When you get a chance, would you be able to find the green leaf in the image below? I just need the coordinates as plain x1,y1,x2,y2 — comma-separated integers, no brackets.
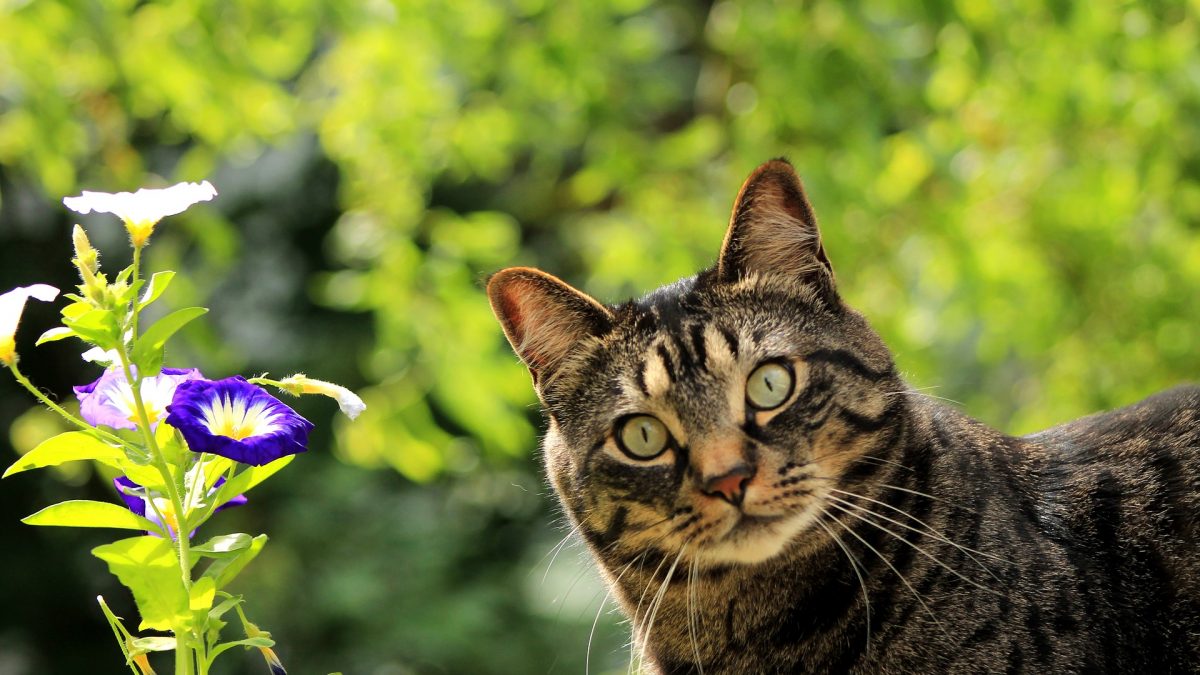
3,431,125,478
208,595,243,622
213,456,294,508
22,500,158,531
63,307,121,346
35,326,75,345
130,307,208,374
60,300,92,320
192,533,253,558
208,636,275,661
138,271,176,309
202,534,267,589
190,576,216,631
93,536,190,631
129,636,177,652
116,458,167,492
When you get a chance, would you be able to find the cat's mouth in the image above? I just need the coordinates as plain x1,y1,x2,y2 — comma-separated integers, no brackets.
730,514,786,535
697,504,822,565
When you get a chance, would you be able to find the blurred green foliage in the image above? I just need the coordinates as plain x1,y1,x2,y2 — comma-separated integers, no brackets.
0,0,1197,672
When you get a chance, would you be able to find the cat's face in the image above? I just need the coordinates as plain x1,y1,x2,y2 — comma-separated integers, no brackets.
489,160,898,570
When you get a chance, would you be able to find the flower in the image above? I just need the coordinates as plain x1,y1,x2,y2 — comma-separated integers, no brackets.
0,284,60,366
165,376,313,466
278,373,367,420
258,646,287,675
113,475,246,540
81,346,120,365
75,367,204,430
63,180,218,247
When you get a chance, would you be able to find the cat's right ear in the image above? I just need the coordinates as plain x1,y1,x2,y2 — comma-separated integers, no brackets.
487,267,613,384
717,158,836,298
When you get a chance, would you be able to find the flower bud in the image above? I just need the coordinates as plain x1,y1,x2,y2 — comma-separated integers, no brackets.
279,373,366,420
72,224,100,275
71,224,109,305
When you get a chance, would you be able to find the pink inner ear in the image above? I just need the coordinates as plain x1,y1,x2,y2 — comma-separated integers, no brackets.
495,279,545,370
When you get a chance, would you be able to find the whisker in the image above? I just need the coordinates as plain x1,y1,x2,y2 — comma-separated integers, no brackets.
589,552,645,675
852,455,914,472
882,386,964,406
820,507,949,637
538,522,582,586
813,515,871,654
873,483,981,515
636,544,689,674
628,552,674,673
811,446,913,472
826,500,1001,596
687,555,705,675
830,488,1012,567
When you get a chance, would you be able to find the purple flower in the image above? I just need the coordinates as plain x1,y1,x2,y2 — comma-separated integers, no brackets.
165,376,313,466
75,367,204,430
113,475,246,539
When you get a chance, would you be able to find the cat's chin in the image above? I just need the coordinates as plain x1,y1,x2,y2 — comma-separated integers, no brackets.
697,503,823,566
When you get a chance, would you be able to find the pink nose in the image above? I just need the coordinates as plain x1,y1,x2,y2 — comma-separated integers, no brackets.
702,466,752,506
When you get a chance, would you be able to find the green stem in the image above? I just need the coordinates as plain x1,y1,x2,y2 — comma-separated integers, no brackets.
6,364,140,453
131,245,142,339
123,244,200,675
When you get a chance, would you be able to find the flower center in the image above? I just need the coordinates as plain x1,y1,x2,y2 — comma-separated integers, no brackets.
150,497,180,536
202,394,280,441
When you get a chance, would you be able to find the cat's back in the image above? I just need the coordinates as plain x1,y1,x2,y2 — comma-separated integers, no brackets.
1023,384,1200,529
1018,384,1200,671
1026,384,1200,455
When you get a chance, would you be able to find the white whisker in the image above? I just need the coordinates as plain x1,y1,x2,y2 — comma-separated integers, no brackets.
821,507,948,637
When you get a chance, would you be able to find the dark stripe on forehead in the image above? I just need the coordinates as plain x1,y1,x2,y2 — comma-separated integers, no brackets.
635,309,658,334
670,331,696,373
717,325,739,357
689,323,708,370
635,361,651,397
807,348,893,382
656,344,677,382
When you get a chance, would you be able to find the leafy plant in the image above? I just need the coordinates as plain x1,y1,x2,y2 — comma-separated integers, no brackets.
1,183,364,674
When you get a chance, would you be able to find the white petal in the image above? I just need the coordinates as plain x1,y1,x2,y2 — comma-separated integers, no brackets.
334,388,367,420
280,375,366,420
0,284,60,340
81,346,120,364
63,181,218,225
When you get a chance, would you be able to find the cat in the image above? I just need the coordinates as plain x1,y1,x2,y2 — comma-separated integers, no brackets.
487,158,1200,674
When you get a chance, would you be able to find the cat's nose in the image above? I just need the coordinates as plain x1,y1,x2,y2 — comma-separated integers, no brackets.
701,465,753,506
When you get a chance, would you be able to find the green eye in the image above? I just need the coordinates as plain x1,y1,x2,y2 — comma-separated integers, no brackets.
746,361,794,410
617,415,671,460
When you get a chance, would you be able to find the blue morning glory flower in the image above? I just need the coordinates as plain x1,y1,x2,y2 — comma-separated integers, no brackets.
74,366,203,431
165,376,313,466
113,474,246,539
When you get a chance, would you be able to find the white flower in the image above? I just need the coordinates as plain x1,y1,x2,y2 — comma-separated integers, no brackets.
63,180,218,247
0,284,60,366
279,374,367,420
81,346,120,365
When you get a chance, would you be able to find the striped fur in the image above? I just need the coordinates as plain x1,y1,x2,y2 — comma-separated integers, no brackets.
488,160,1200,673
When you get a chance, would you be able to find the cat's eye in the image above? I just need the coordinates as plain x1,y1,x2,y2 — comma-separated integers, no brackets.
746,361,794,410
617,415,671,460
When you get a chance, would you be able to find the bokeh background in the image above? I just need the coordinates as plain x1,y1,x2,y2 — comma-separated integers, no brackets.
1,1,1197,673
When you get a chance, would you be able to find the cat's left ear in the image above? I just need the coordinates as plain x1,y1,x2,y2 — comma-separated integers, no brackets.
487,267,614,385
717,158,836,297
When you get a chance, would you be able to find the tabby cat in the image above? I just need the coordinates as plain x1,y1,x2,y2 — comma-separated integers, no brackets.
487,159,1200,673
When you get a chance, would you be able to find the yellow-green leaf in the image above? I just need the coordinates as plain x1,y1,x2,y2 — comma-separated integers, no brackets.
4,431,125,478
23,500,158,530
93,536,190,632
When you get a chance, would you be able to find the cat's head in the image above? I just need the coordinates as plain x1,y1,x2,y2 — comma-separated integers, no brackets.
488,159,901,569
